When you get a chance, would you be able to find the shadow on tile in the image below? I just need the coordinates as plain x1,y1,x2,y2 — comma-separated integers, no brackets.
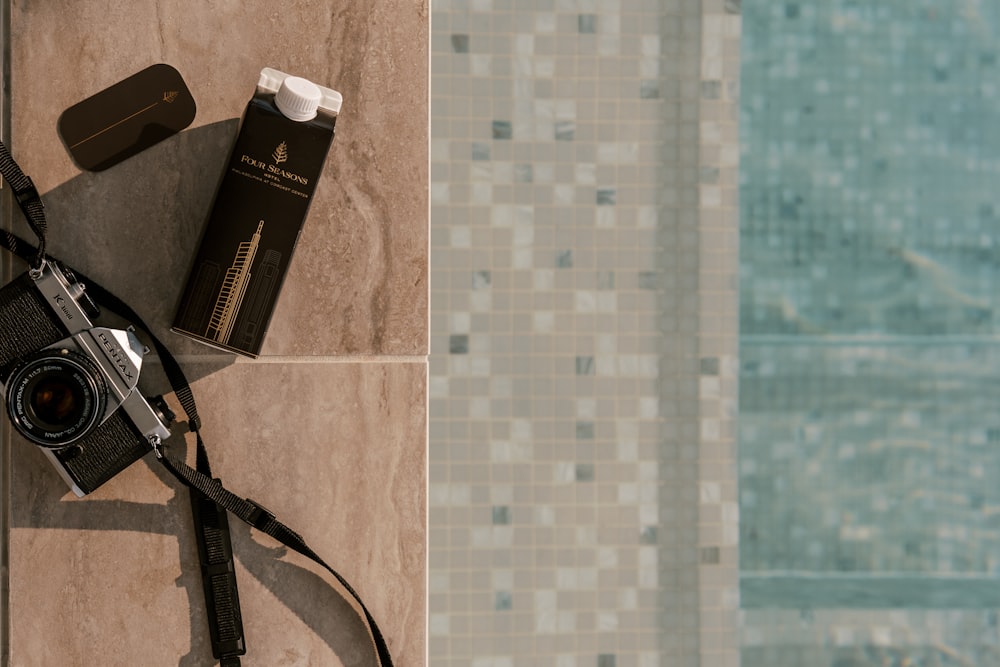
27,119,239,360
19,104,426,361
1,119,241,393
10,431,379,666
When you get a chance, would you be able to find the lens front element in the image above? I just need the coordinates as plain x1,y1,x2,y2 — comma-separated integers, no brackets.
6,350,106,448
31,374,86,425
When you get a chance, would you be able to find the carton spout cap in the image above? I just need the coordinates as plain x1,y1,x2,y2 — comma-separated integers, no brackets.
275,77,321,121
259,67,343,117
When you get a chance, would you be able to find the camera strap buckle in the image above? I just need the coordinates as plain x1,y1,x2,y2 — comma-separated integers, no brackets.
245,500,276,532
13,175,41,210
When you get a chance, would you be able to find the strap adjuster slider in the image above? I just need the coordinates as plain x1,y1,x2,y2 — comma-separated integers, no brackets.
245,500,275,530
14,177,41,209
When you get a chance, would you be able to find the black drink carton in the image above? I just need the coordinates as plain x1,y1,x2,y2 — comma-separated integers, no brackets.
173,67,341,357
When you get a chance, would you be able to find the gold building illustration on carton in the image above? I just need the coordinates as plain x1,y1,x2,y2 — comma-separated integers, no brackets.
206,219,264,344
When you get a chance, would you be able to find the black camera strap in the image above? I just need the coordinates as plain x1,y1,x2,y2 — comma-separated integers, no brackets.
85,277,393,667
0,142,46,270
0,146,394,667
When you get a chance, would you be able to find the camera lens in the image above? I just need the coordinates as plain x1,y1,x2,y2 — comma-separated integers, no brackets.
5,350,107,448
31,376,83,424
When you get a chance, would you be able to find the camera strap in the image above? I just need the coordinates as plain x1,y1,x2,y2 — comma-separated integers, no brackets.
0,142,46,270
0,145,394,667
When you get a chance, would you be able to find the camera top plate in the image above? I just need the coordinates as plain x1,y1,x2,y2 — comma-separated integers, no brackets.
30,261,95,334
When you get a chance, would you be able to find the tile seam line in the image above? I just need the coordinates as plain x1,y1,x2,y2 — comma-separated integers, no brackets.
150,355,429,365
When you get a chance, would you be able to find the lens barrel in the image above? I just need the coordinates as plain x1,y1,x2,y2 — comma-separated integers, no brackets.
5,349,107,448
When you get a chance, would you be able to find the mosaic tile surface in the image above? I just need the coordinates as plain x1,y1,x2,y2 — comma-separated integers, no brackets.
740,1,1000,664
431,0,742,665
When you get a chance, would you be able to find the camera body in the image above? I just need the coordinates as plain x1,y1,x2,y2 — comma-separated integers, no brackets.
0,261,172,496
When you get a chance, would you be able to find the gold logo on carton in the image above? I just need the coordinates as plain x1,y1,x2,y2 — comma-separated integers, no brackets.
239,143,309,185
272,141,288,164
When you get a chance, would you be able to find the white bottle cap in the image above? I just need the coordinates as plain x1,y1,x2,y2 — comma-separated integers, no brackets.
259,68,343,116
274,76,322,122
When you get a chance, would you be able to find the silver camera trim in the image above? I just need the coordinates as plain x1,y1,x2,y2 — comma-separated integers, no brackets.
31,260,94,330
22,262,171,496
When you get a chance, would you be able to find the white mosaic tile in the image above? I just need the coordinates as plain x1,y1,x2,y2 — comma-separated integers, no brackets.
431,0,739,664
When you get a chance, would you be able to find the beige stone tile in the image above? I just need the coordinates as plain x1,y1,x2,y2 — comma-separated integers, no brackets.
9,0,428,357
5,2,427,664
9,361,426,666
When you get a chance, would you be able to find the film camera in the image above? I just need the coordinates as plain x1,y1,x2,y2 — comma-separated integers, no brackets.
0,259,173,496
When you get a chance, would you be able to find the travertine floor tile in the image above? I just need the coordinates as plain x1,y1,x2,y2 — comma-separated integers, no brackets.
5,1,428,665
10,362,426,666
10,0,428,357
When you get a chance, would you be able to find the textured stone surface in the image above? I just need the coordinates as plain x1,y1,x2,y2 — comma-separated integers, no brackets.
9,362,426,666
5,0,428,665
9,0,428,357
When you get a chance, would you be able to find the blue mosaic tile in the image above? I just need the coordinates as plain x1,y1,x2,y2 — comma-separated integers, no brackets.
472,270,492,289
492,505,511,525
640,80,660,99
495,591,512,611
451,34,469,53
596,188,617,205
739,11,1000,665
472,142,491,161
492,120,513,140
449,334,469,354
554,121,575,141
